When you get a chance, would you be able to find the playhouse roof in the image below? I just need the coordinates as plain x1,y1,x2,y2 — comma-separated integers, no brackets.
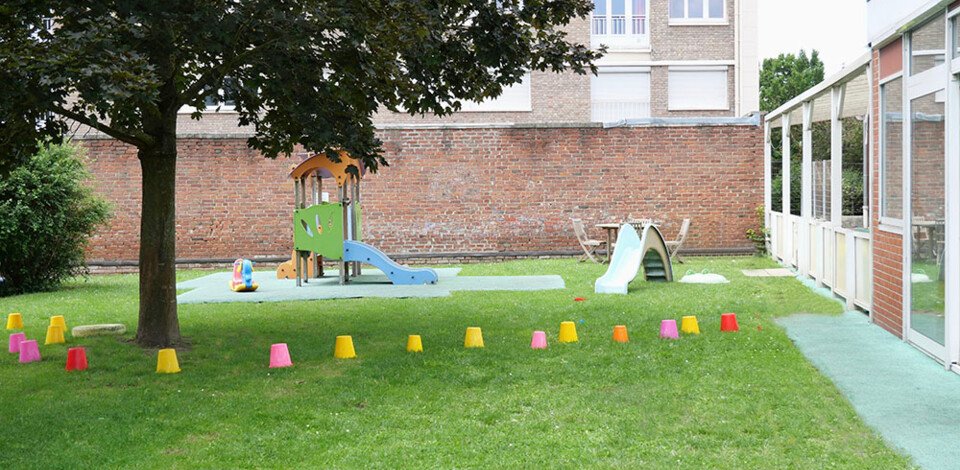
289,151,364,186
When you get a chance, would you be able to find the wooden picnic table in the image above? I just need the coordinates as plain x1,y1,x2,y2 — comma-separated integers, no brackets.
594,223,621,263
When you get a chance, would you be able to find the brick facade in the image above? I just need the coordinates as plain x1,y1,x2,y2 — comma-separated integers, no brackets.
871,49,904,337
79,123,763,264
648,0,735,61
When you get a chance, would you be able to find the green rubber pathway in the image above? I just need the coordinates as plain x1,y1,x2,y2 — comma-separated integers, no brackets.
177,268,565,304
777,311,960,470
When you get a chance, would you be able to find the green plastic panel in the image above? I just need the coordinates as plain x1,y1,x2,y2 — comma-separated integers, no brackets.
293,203,344,259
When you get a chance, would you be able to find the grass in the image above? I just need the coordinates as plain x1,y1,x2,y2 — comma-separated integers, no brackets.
0,257,912,468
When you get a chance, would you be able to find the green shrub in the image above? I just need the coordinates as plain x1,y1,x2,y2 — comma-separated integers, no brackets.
0,142,111,295
745,205,769,255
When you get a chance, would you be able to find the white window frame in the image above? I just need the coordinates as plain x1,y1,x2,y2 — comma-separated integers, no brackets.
668,0,727,25
666,66,729,111
901,15,950,362
878,71,905,231
178,79,239,114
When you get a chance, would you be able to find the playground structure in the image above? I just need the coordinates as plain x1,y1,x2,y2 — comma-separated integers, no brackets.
277,152,438,286
595,223,674,294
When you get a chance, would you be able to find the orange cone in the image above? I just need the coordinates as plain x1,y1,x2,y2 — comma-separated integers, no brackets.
612,325,629,343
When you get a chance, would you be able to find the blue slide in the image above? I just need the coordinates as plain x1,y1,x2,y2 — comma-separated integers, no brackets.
343,240,439,285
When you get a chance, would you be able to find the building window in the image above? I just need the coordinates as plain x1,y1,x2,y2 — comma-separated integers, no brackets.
667,67,728,111
909,16,945,76
669,0,725,22
203,76,238,110
591,68,650,121
458,74,532,112
592,0,647,36
880,76,903,221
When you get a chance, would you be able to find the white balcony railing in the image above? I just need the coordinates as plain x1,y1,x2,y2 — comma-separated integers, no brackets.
610,15,626,35
591,15,649,48
591,100,651,122
592,17,607,35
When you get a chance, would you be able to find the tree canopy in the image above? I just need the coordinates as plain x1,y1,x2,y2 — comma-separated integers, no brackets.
759,49,824,113
0,1,602,346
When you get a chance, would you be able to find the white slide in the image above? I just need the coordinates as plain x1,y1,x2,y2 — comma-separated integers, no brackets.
595,223,673,294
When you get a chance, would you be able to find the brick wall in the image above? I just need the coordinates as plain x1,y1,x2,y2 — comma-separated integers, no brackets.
871,50,904,337
79,123,763,263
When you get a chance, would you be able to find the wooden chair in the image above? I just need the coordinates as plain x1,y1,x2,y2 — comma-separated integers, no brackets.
572,218,606,263
665,218,691,263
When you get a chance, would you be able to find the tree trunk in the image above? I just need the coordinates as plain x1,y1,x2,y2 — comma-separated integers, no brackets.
134,132,181,347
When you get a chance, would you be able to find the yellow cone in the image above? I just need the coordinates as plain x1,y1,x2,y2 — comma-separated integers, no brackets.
680,315,700,335
464,327,484,348
6,313,23,330
334,335,357,359
50,315,67,331
156,348,181,373
44,324,65,345
558,321,578,343
406,335,423,353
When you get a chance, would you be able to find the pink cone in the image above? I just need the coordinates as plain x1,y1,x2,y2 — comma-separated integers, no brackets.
530,330,548,350
8,332,26,353
269,343,293,368
18,339,41,363
659,320,679,339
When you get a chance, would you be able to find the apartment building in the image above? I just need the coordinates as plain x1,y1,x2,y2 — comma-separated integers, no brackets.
374,0,759,125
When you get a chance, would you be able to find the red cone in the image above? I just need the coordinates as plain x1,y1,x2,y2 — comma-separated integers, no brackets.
720,313,739,332
65,347,88,371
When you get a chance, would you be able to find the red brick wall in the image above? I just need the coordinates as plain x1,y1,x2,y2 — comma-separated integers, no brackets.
871,50,904,337
80,124,763,263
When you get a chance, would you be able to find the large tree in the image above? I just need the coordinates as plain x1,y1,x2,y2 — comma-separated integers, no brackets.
759,49,824,113
0,1,601,346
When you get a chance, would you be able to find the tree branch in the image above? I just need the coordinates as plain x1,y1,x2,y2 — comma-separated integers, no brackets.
51,106,154,148
180,38,282,106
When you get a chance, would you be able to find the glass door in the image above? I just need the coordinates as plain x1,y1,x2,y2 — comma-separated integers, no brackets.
908,90,946,353
904,14,948,359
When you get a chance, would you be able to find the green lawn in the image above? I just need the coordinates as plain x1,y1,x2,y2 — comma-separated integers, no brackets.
0,257,911,468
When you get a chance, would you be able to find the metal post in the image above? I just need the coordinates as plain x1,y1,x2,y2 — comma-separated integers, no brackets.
352,179,361,276
340,185,348,285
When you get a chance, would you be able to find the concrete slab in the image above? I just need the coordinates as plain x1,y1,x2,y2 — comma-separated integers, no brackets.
176,268,565,304
777,311,960,470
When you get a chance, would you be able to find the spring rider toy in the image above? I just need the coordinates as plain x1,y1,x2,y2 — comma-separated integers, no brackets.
230,258,259,292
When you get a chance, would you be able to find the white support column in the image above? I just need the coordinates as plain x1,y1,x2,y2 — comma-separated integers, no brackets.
831,84,846,226
782,114,791,218
764,122,772,229
781,114,792,265
845,231,857,310
799,101,814,275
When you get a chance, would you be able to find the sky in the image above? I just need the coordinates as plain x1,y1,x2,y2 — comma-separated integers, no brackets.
758,1,869,75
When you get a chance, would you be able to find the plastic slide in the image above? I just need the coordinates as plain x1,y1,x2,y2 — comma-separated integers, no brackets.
594,223,673,294
343,240,439,285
